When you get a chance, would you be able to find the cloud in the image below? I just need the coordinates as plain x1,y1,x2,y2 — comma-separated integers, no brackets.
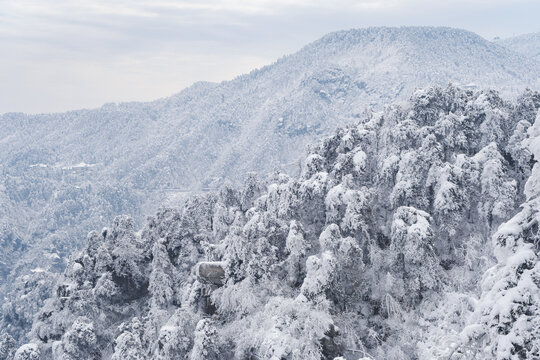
0,0,538,113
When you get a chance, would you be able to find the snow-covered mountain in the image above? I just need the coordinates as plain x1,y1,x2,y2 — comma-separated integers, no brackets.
4,85,539,359
1,26,539,342
496,32,540,61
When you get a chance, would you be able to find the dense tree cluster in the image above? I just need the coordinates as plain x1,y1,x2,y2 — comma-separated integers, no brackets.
4,86,540,359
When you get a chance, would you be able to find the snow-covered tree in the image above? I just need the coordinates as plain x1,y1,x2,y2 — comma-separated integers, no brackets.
460,111,540,360
389,206,441,305
111,318,145,360
13,344,39,360
190,319,218,360
109,215,146,288
232,296,334,360
149,238,174,308
57,317,100,360
0,332,16,360
284,220,310,286
154,309,198,360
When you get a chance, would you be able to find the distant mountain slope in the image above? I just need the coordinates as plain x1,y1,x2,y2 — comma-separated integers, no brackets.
496,31,540,61
1,27,540,340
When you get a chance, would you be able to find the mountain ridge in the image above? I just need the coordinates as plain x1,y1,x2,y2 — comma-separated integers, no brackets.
2,27,537,118
495,31,540,61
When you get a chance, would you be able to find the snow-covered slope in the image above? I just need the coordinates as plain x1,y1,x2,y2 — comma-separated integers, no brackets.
1,27,540,340
5,85,539,359
496,32,540,61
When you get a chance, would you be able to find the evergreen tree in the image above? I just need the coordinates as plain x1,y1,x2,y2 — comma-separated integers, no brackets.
13,344,39,360
0,332,16,360
190,319,218,360
111,318,145,360
58,317,100,360
149,239,174,308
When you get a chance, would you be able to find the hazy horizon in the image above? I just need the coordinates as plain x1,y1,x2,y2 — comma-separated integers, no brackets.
1,0,538,114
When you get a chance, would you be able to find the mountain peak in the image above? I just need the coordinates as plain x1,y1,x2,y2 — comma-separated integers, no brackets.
321,26,483,41
304,26,487,52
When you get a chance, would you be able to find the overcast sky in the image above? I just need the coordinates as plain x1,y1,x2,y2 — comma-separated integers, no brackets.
0,0,538,114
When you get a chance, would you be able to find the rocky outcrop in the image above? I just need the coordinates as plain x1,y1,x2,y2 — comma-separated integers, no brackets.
194,262,225,287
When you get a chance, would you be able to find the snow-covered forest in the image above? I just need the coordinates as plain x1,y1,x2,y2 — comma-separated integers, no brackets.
2,85,538,359
1,28,539,343
496,32,540,62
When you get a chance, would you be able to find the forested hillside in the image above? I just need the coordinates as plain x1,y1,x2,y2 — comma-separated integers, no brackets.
496,32,540,61
2,86,538,359
1,28,539,337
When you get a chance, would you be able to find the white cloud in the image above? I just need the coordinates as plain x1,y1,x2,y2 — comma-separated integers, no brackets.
0,0,538,113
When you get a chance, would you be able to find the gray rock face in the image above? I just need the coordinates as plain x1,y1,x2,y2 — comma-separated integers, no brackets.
195,262,225,287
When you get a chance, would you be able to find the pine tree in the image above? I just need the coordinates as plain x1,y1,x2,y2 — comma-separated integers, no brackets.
13,344,39,360
155,309,198,360
390,207,441,305
111,318,145,360
0,332,16,360
461,111,540,360
108,215,146,288
59,317,100,360
149,238,175,308
190,319,218,360
285,220,309,286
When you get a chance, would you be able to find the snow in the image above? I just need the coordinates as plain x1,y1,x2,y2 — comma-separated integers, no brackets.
60,162,97,170
496,32,540,61
1,29,540,359
352,148,367,172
